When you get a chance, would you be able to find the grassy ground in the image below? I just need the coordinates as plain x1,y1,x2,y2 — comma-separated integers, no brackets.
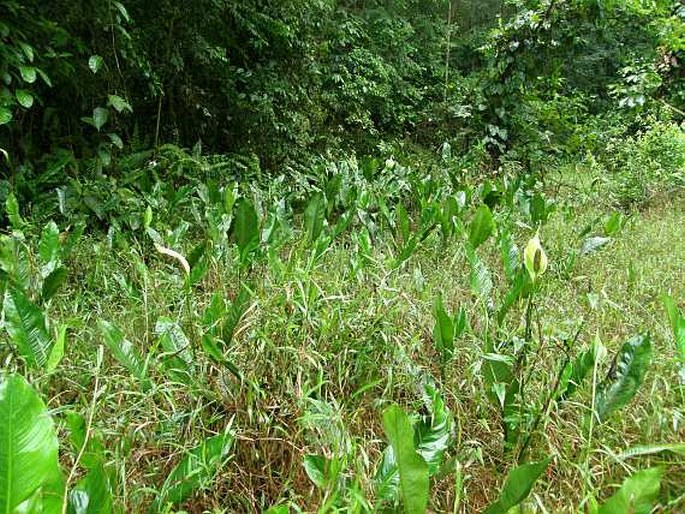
38,161,685,513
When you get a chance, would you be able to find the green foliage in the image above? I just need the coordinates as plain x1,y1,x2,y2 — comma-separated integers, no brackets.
595,334,652,423
598,468,662,514
150,428,235,512
381,405,429,514
0,374,64,512
98,319,150,391
483,459,551,514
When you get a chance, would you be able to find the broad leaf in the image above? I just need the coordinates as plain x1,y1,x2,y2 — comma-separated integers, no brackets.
598,468,662,514
39,221,61,267
92,107,109,131
154,317,194,382
45,324,67,374
15,89,34,109
382,406,429,514
662,294,685,360
42,266,68,303
557,344,596,402
151,428,235,511
483,459,550,514
107,94,132,113
5,192,23,230
466,245,492,301
69,464,113,514
303,454,327,489
469,204,495,249
4,287,53,369
433,296,454,361
0,107,12,126
499,228,520,283
304,193,326,243
580,236,611,256
619,443,685,460
88,55,104,74
19,65,37,83
98,320,150,390
415,381,453,474
234,198,259,259
0,374,64,512
595,334,651,422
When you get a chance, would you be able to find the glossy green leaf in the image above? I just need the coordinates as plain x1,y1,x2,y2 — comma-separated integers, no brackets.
45,324,67,374
19,65,37,83
499,228,520,283
433,295,455,360
619,443,685,460
303,454,327,489
598,468,662,514
39,221,61,266
580,236,612,256
466,245,492,301
92,107,109,131
483,459,550,514
42,266,68,303
469,204,495,249
5,192,23,229
4,287,53,369
662,294,685,361
151,428,235,511
0,107,12,125
415,381,453,474
107,94,132,113
595,334,651,422
557,344,596,402
88,55,104,74
155,317,193,382
234,198,259,259
69,463,113,514
15,89,34,109
304,193,326,243
98,319,150,390
382,405,429,514
0,374,64,512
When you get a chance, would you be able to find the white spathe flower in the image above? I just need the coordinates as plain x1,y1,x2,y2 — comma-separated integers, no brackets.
524,232,548,282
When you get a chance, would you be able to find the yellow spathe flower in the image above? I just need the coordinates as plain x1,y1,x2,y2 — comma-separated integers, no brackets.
524,233,548,282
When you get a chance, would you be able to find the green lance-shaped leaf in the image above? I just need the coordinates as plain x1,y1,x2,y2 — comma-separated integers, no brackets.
499,227,520,284
304,193,326,244
5,192,23,230
154,317,194,382
4,287,54,369
557,343,597,402
619,443,685,460
468,204,495,249
150,428,235,512
38,221,61,268
0,374,65,512
483,458,551,514
433,295,455,361
15,89,34,109
595,334,651,423
466,245,492,301
98,320,150,390
42,266,68,303
598,467,662,514
415,381,454,474
69,463,113,514
382,405,429,514
662,294,685,361
233,197,259,259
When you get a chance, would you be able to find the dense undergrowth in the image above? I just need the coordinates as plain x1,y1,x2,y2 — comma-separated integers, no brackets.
0,121,684,511
1,0,684,513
